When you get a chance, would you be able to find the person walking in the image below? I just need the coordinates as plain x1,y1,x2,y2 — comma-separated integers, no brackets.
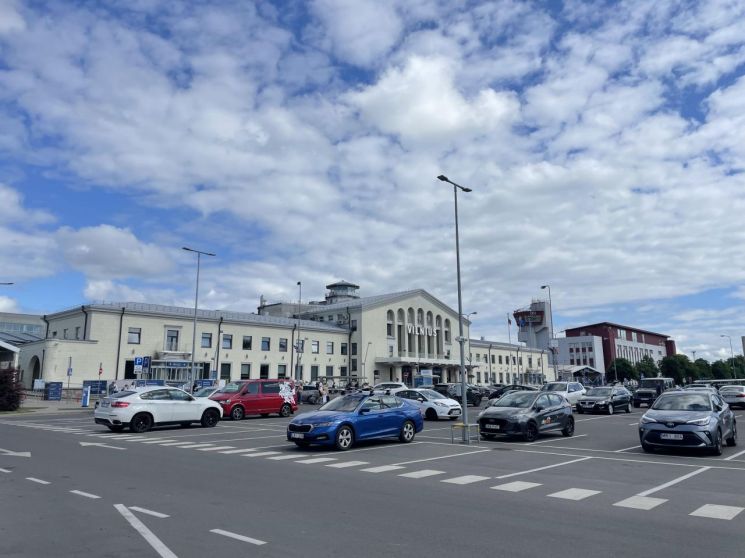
296,382,304,404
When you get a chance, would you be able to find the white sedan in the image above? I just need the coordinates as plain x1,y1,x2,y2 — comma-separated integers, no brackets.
397,388,463,420
94,386,223,433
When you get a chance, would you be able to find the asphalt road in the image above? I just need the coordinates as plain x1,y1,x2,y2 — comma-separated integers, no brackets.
2,403,745,558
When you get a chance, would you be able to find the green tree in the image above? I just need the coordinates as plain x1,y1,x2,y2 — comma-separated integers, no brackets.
659,355,695,385
711,360,732,379
634,355,658,381
0,368,23,411
693,358,711,380
608,358,634,382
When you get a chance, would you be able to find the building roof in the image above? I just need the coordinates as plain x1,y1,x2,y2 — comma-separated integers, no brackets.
565,322,669,339
326,280,359,289
300,289,457,316
0,331,44,345
469,339,543,352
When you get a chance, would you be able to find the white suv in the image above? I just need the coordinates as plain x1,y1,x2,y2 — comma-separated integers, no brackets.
540,381,586,405
94,386,223,433
371,382,408,395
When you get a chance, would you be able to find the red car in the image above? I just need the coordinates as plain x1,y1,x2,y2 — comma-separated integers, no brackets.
210,379,297,420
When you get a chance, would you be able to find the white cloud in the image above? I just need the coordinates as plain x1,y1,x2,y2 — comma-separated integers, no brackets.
0,0,25,34
0,295,19,312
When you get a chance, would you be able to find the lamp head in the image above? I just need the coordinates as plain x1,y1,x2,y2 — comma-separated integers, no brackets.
437,175,448,182
541,285,548,289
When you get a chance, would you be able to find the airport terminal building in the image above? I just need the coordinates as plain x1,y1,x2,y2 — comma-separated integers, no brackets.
17,282,550,389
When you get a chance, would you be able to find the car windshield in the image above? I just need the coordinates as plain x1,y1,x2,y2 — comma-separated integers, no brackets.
111,391,135,398
542,383,567,392
319,396,364,412
419,389,444,399
721,386,744,392
639,379,663,389
492,392,537,408
193,387,214,397
219,382,244,393
652,394,712,411
587,388,612,397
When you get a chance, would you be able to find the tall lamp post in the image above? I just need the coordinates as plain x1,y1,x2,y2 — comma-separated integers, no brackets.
463,311,477,382
437,174,472,442
540,285,556,380
721,334,736,377
295,281,302,381
183,246,216,390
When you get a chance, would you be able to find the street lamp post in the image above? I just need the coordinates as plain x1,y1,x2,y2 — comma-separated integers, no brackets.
463,311,477,383
721,334,736,377
183,247,216,391
540,285,556,380
437,174,472,443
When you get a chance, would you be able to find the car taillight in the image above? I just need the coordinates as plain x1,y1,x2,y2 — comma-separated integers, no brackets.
111,401,130,408
737,394,745,398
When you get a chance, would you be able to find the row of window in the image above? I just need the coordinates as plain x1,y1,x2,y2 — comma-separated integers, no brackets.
51,326,82,340
219,362,353,381
569,357,595,367
469,353,541,367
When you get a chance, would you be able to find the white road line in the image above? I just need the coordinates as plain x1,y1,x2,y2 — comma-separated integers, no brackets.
114,504,178,558
491,481,542,492
547,488,601,501
391,449,490,466
398,469,446,479
295,457,338,464
637,467,710,497
177,444,215,449
26,477,50,485
724,447,745,461
129,506,170,518
121,437,150,442
158,441,198,447
326,461,369,468
528,435,587,445
361,465,405,473
140,439,178,444
575,415,618,422
689,504,744,520
196,446,236,452
0,468,11,473
441,475,490,485
70,490,101,499
267,454,305,461
219,448,258,454
241,451,281,458
210,528,267,546
496,457,592,480
613,496,667,510
615,445,641,453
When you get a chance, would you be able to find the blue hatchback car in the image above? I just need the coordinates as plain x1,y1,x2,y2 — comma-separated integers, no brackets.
287,393,424,450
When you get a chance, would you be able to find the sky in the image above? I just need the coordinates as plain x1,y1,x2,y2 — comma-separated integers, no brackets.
0,0,744,361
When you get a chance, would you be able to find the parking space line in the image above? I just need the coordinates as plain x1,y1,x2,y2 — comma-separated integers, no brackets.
326,461,369,468
547,488,601,501
140,439,178,444
70,490,101,499
496,457,592,480
614,445,641,453
491,481,542,492
724,448,745,461
441,475,490,485
114,504,178,558
176,444,216,449
689,504,744,520
613,496,667,511
637,467,710,497
26,477,50,485
398,469,446,479
210,528,267,546
295,457,338,464
219,448,258,454
361,465,405,473
391,449,490,466
158,441,199,446
0,468,11,473
267,454,305,460
196,446,236,452
129,506,170,518
528,435,587,445
241,451,281,458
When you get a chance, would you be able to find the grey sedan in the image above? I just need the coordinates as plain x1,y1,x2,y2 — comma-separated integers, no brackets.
639,392,737,455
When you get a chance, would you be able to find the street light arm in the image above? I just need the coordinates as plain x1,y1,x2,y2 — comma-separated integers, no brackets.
437,174,473,192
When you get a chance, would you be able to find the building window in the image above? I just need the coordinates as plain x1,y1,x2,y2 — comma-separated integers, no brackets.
340,366,347,377
499,373,504,383
387,322,393,336
477,372,481,383
311,341,320,354
240,363,251,379
498,355,503,364
278,364,287,379
260,364,269,379
328,315,333,322
201,333,212,348
350,319,357,330
279,338,288,352
351,358,358,372
528,357,532,368
222,334,232,349
220,362,231,380
326,341,334,354
242,336,252,350
75,326,81,340
589,358,594,367
63,328,68,339
261,337,270,351
351,343,358,356
311,365,319,381
341,343,348,355
51,331,57,338
296,339,304,353
128,327,141,344
166,329,179,351
326,365,333,377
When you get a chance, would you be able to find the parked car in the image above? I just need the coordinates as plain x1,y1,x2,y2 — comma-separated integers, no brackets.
540,381,586,405
576,386,632,414
286,394,424,450
633,377,675,408
434,383,483,406
371,382,408,395
488,384,537,400
719,386,745,409
298,385,321,404
192,386,220,398
210,379,297,420
396,388,462,420
478,391,574,442
639,391,737,455
94,386,222,433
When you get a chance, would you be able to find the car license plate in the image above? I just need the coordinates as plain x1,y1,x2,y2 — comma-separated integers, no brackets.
290,433,304,439
452,409,461,415
485,424,500,430
101,401,109,407
660,433,683,440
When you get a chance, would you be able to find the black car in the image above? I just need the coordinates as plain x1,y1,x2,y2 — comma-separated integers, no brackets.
433,383,482,406
577,386,633,414
488,384,537,400
478,391,574,442
633,377,675,408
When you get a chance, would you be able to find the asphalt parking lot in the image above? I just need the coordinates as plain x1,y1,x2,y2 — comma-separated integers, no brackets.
2,403,744,557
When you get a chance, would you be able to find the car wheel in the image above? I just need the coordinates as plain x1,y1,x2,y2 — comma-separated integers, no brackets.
712,429,723,456
106,425,124,432
641,441,654,453
201,409,220,428
335,425,354,450
607,404,614,415
625,403,631,413
524,421,539,442
279,403,292,418
230,406,245,421
294,440,310,448
425,408,438,421
129,413,153,434
726,421,737,447
399,420,416,443
561,417,575,437
576,406,584,414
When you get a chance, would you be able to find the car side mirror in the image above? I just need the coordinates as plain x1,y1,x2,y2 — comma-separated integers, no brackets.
417,397,425,402
534,405,543,412
359,407,371,415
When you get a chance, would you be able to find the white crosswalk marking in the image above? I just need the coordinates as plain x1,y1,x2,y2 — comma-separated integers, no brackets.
689,504,744,520
491,481,542,493
141,439,178,444
177,444,215,449
242,451,281,458
267,454,305,460
326,461,369,469
295,457,337,464
441,475,490,485
361,465,405,473
158,441,197,447
219,448,258,454
613,496,667,511
547,488,600,501
121,437,150,442
398,469,446,479
196,446,236,452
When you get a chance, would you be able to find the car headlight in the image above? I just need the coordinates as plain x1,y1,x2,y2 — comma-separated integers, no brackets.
315,422,336,427
433,401,447,407
640,414,657,424
686,416,711,426
598,400,608,405
221,399,231,405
